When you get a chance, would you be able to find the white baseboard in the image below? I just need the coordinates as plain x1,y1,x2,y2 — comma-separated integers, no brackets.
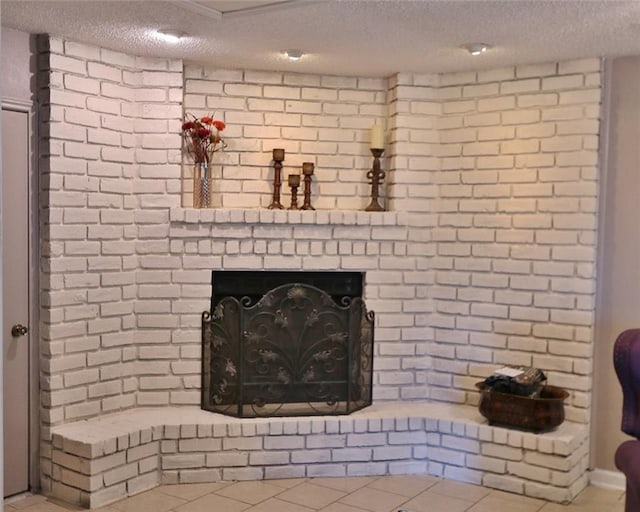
590,468,626,490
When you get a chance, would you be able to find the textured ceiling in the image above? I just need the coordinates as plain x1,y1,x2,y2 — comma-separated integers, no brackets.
3,0,640,77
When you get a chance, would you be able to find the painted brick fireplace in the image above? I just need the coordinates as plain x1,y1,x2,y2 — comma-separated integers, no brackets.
38,34,601,508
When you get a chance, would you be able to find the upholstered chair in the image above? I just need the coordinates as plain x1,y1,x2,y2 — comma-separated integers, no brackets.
614,329,640,512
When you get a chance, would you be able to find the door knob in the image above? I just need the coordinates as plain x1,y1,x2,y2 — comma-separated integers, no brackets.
11,324,28,337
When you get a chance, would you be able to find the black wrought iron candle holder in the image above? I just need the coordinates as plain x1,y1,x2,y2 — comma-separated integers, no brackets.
288,174,300,210
268,148,285,209
301,162,315,211
365,148,385,211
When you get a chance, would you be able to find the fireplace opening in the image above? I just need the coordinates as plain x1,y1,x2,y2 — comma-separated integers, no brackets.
202,271,374,418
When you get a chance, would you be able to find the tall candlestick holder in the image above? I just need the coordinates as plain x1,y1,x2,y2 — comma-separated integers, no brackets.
365,148,385,211
301,162,315,210
268,148,285,209
288,174,300,210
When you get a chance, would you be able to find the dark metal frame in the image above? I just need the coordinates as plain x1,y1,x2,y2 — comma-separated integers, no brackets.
202,283,374,418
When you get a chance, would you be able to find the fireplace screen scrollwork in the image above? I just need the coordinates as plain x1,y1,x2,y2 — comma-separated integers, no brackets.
202,283,374,417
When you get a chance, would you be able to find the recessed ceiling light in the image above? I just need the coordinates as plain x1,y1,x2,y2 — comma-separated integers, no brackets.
156,29,186,43
462,43,491,56
285,49,304,61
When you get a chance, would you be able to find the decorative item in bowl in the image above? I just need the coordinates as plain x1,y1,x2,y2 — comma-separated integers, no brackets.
475,381,569,432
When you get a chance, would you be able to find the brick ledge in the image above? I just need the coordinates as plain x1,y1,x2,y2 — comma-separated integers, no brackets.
48,402,589,509
169,208,408,226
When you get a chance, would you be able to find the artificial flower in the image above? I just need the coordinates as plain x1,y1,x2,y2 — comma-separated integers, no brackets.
181,113,227,164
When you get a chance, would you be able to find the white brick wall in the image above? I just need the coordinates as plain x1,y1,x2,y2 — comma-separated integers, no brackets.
40,36,182,416
38,33,602,505
38,35,182,493
430,61,601,423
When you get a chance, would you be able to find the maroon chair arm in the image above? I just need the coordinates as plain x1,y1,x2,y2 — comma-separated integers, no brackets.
616,440,640,512
614,329,640,438
614,329,640,512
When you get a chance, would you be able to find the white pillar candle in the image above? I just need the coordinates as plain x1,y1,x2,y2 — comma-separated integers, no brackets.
370,124,385,149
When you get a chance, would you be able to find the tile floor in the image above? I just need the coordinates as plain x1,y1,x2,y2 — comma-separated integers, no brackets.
4,476,626,512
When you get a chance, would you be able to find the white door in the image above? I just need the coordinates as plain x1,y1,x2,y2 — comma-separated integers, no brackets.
2,108,31,497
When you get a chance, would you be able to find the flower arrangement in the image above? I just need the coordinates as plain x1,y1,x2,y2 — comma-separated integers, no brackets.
181,114,227,164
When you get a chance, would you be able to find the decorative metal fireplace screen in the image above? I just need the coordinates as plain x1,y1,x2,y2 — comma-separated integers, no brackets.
202,271,374,417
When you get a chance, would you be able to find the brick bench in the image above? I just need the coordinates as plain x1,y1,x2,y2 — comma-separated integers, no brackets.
47,402,589,509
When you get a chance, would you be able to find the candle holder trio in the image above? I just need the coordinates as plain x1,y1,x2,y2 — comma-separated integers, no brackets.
269,149,317,211
268,145,386,212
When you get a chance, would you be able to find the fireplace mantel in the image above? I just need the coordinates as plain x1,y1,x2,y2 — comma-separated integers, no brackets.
169,208,408,228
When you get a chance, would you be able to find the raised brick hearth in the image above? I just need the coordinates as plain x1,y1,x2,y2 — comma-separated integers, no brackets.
50,403,588,508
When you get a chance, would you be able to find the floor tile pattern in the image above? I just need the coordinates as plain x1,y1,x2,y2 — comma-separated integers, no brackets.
5,476,626,512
